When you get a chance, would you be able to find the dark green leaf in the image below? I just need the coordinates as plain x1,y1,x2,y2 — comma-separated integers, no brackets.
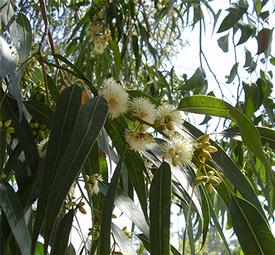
236,22,255,45
51,209,75,255
218,3,248,32
44,96,107,247
149,162,171,255
98,155,124,255
0,182,31,255
217,34,229,52
25,100,53,128
32,85,82,247
226,63,238,84
230,196,275,255
182,68,207,93
0,130,6,170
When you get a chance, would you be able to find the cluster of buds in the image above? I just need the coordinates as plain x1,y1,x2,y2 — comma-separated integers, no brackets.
62,199,87,215
193,135,224,192
29,121,49,140
193,164,224,193
84,174,103,196
0,119,14,139
86,13,112,55
88,223,100,240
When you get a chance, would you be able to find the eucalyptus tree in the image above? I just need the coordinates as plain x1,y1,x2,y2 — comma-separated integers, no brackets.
0,0,274,254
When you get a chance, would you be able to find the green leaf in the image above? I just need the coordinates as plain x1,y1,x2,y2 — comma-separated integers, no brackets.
98,155,124,255
218,3,248,32
44,96,107,248
182,68,207,93
236,22,255,45
217,34,229,52
25,100,54,128
111,223,136,255
226,63,238,84
10,12,32,62
32,85,82,248
149,162,171,255
50,209,75,255
221,126,275,150
0,182,31,255
230,196,275,255
179,96,271,181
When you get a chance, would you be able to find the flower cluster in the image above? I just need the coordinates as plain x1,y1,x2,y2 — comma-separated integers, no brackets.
86,14,112,55
99,78,129,119
99,77,194,165
0,119,14,139
164,135,194,167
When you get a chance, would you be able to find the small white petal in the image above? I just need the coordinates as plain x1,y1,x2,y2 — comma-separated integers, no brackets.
131,97,157,124
164,135,194,166
99,79,129,119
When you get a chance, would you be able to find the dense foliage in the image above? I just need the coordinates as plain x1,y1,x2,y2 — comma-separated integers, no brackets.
0,0,274,254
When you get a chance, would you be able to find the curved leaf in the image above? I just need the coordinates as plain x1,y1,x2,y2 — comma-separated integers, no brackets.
149,162,171,255
230,196,275,255
0,182,31,255
179,96,271,180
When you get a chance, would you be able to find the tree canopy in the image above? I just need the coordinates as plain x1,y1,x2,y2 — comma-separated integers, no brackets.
0,0,274,254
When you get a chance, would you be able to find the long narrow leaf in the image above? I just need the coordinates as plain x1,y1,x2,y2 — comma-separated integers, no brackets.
50,209,75,255
149,162,171,255
44,96,107,248
32,85,82,247
0,182,31,255
98,154,124,255
230,196,275,255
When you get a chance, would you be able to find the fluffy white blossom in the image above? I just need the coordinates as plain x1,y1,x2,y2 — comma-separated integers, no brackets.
156,104,182,135
99,79,129,119
130,97,157,124
164,135,194,166
125,130,154,151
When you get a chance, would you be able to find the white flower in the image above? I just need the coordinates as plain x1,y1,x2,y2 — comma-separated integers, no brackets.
130,97,157,124
125,130,154,152
157,104,182,135
164,135,194,166
99,79,129,119
89,174,103,195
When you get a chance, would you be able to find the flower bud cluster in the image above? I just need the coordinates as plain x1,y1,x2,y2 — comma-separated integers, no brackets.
29,121,49,140
193,135,224,192
86,13,112,55
0,119,14,139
